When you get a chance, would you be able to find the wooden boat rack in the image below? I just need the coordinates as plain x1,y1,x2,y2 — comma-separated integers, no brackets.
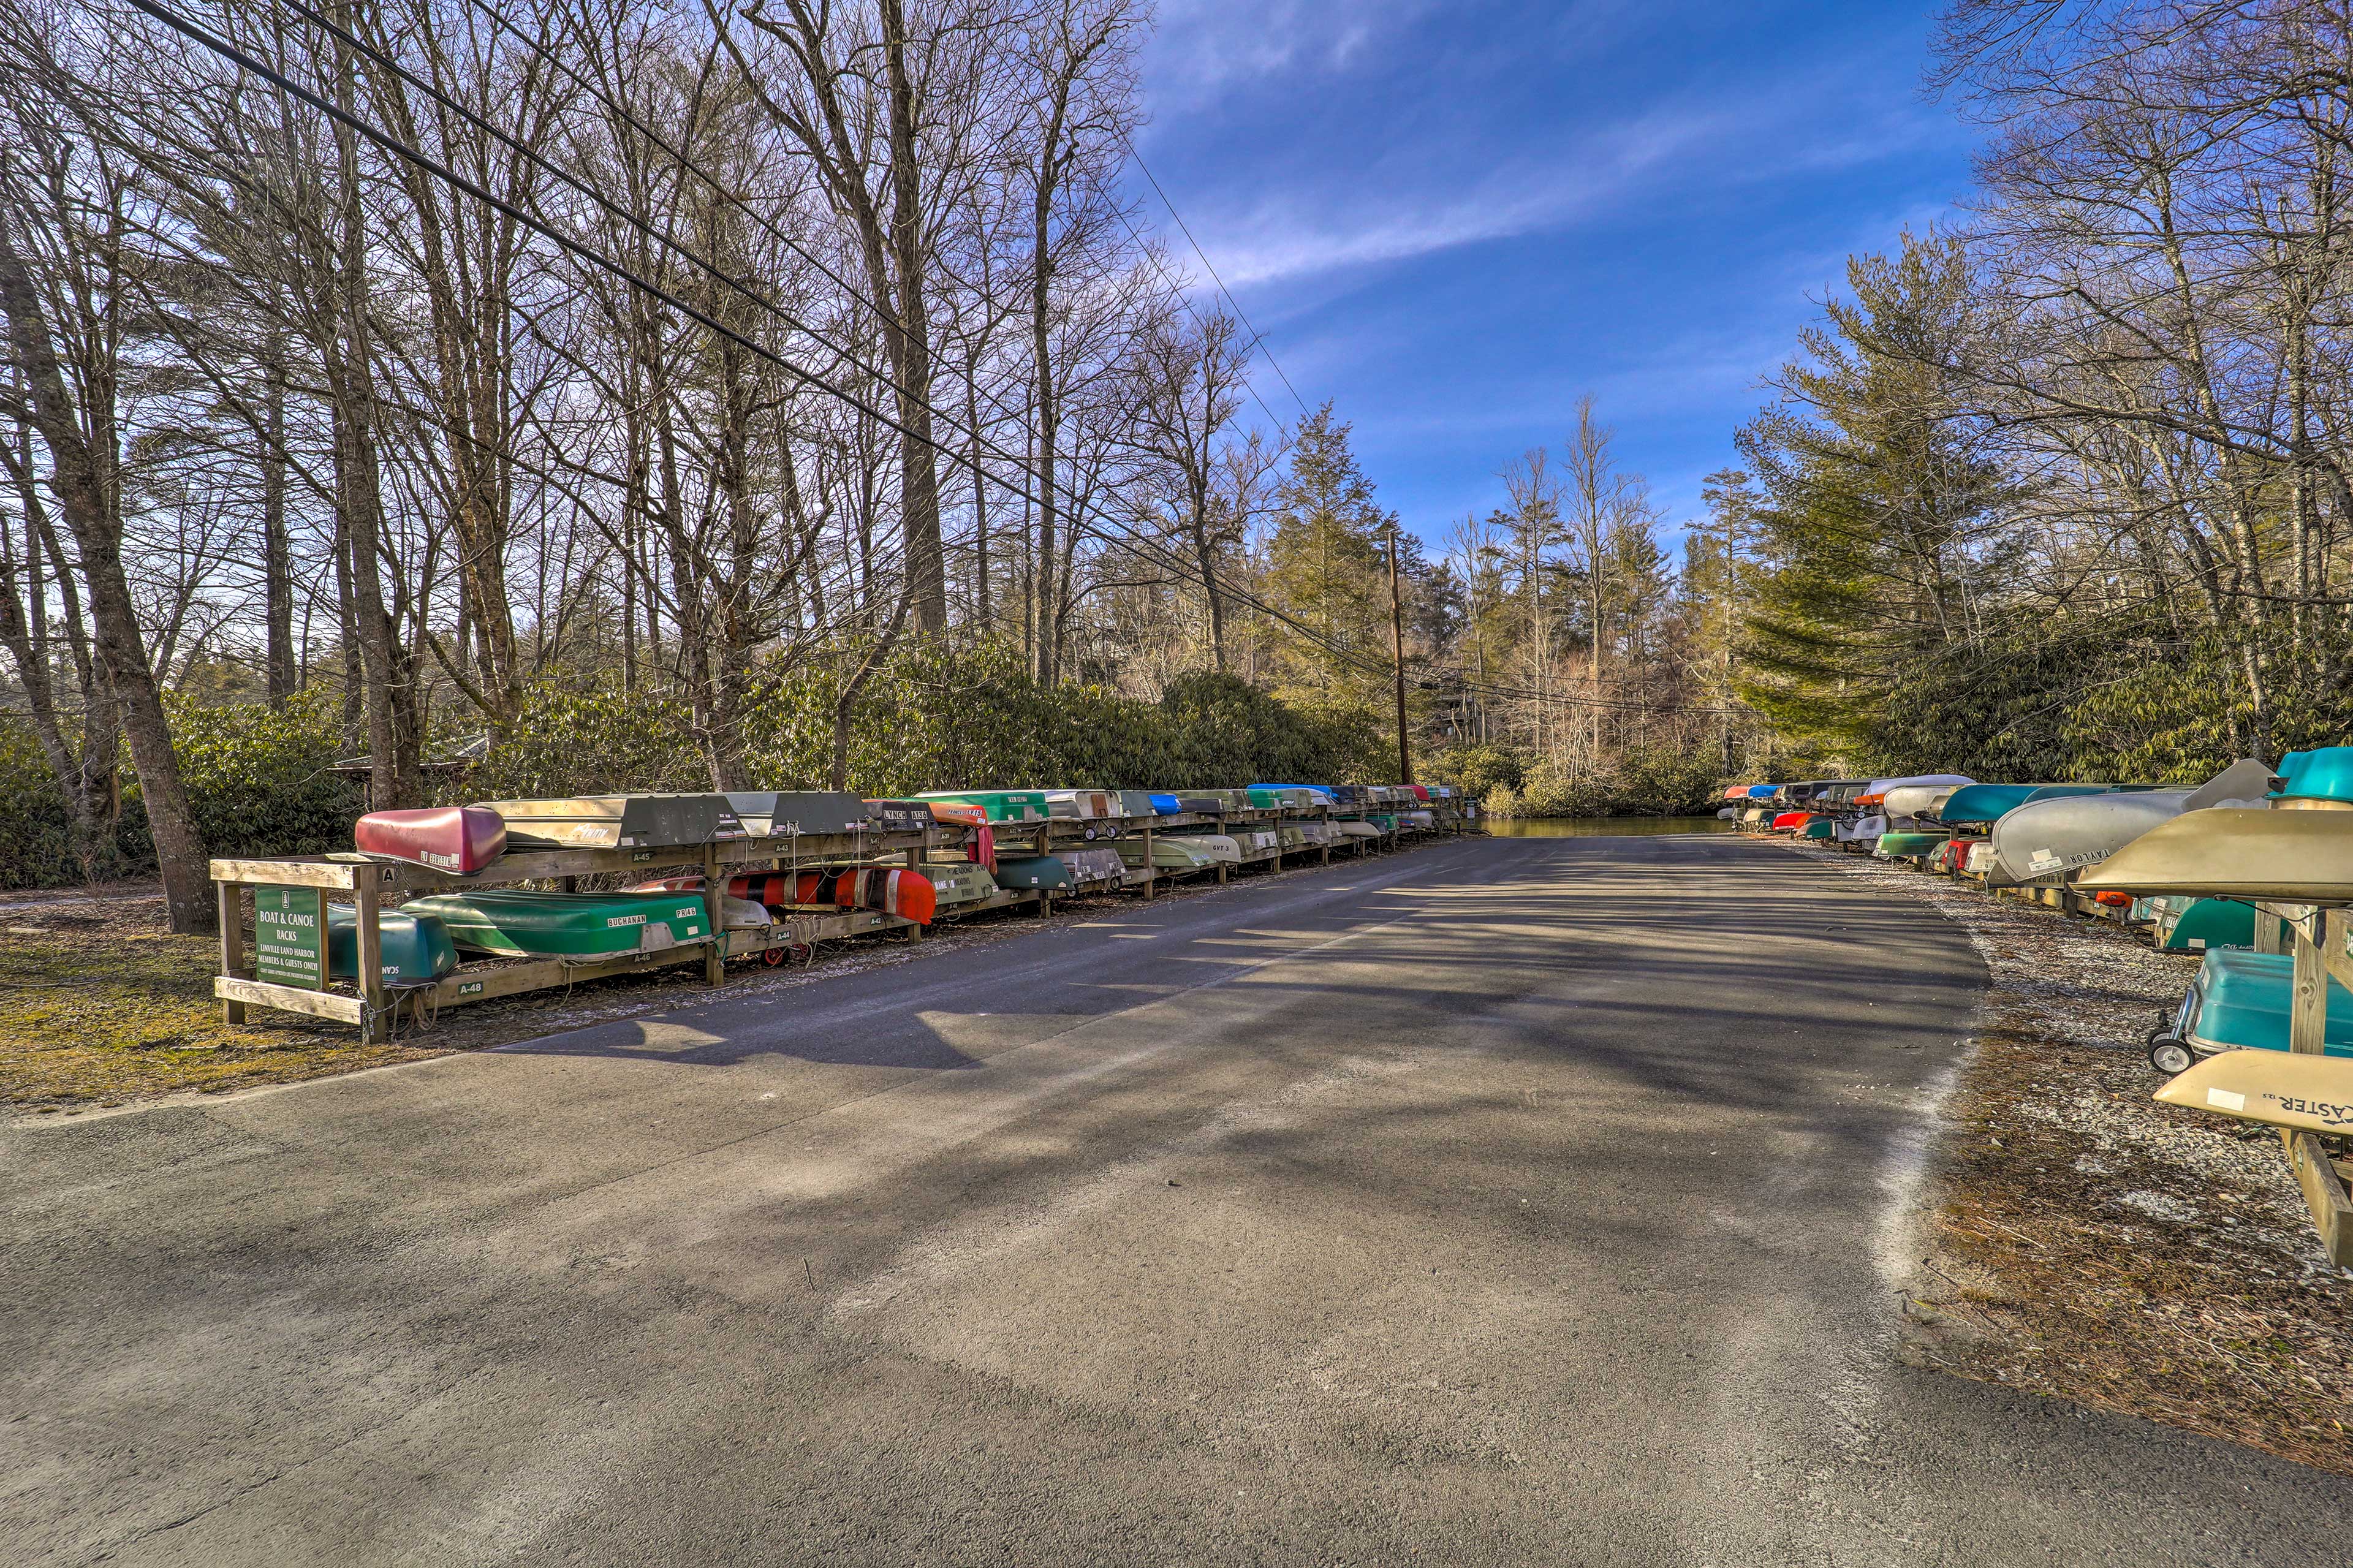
213,804,1474,1042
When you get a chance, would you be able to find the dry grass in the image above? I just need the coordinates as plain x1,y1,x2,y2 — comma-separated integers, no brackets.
1,851,1381,1117
1785,841,2353,1476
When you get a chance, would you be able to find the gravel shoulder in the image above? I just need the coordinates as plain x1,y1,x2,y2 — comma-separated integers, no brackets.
1780,839,2353,1475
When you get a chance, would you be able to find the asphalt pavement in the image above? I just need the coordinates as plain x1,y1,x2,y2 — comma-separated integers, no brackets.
6,832,2341,1566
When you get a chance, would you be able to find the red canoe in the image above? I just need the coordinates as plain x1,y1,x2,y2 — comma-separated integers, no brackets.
725,871,837,908
1770,810,1811,832
354,806,506,874
834,866,936,925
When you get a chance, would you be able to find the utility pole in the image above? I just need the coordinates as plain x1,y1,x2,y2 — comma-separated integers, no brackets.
1386,521,1413,784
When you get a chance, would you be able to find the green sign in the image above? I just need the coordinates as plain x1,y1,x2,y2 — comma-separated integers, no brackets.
254,887,328,990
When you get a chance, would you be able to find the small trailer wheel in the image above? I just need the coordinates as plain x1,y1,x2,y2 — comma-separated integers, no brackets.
759,946,789,968
2147,1035,2194,1077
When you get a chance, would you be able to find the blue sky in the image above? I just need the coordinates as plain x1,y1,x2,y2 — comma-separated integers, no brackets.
1130,0,1977,550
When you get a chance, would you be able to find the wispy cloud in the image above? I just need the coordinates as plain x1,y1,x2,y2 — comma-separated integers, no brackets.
1148,0,1439,99
1173,89,1903,292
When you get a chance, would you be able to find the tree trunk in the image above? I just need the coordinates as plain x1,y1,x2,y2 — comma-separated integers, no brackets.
263,347,296,702
0,218,211,931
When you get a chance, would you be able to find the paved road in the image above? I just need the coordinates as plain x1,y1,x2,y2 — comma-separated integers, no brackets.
6,835,2339,1566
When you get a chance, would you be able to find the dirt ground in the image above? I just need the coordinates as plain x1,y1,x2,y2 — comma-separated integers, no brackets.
0,850,1390,1118
1780,839,2353,1477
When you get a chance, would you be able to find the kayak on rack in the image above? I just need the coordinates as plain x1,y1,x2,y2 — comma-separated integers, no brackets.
1170,833,1243,863
401,889,712,958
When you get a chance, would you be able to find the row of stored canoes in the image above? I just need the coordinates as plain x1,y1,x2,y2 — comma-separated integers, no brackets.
1726,754,2353,1110
326,782,1462,983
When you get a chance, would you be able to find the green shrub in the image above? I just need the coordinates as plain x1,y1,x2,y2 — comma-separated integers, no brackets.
0,716,80,888
167,691,364,860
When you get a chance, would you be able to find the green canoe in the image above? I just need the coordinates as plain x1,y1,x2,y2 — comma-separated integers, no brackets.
914,789,1051,824
328,907,458,985
1876,831,1949,858
2153,896,2272,953
401,889,711,958
991,854,1073,890
1249,786,1319,810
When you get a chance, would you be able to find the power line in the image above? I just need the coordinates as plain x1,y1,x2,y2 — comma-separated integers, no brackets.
1121,140,1311,419
211,0,1390,684
141,0,1715,727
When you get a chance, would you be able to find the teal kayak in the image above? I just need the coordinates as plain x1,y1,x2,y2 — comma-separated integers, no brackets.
328,907,457,985
400,890,711,958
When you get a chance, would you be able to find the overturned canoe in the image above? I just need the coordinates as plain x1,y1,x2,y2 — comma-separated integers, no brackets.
1059,846,1127,885
1881,784,1963,822
925,862,1000,909
834,866,937,924
1170,833,1243,863
354,806,506,874
1995,791,2190,884
2272,748,2353,806
1988,759,2279,885
327,907,457,985
2077,808,2353,901
401,889,711,958
991,854,1074,890
627,877,776,931
473,794,748,851
722,791,868,838
1045,789,1120,820
860,799,934,833
1117,836,1220,872
1334,820,1381,839
914,789,1052,824
2154,896,2263,952
1876,831,1948,859
1855,773,1972,809
2154,1048,2353,1135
